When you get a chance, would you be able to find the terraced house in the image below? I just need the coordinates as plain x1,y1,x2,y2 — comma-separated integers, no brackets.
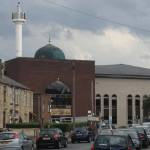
0,60,34,128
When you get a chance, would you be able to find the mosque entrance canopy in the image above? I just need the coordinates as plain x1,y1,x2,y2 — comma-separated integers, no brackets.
45,81,72,116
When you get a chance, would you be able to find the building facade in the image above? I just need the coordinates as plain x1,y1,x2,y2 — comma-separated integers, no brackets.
0,61,34,128
5,57,95,123
95,64,150,127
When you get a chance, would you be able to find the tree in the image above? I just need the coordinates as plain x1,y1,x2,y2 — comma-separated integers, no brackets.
143,98,150,110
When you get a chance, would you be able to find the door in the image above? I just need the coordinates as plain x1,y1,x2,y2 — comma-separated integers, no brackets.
22,133,31,150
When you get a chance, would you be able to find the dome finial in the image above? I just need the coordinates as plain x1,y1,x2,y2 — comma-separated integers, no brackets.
49,37,51,44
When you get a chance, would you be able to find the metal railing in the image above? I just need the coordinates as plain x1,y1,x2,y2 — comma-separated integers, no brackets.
12,12,26,20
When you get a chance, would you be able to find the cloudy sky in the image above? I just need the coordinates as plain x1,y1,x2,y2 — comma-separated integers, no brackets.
1,0,150,68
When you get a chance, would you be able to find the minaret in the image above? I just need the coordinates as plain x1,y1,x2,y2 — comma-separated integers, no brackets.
12,2,26,57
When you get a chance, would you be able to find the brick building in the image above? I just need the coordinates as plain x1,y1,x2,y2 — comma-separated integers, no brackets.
5,57,95,124
0,60,34,128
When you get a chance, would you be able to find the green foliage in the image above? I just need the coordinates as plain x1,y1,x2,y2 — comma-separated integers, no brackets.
6,122,40,128
143,98,150,110
43,122,89,132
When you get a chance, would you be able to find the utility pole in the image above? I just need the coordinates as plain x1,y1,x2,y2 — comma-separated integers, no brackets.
91,81,93,115
72,63,75,128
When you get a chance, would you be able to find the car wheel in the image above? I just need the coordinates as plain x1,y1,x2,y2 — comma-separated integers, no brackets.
31,145,34,150
36,145,40,149
56,141,61,149
21,147,24,150
88,137,91,143
64,140,68,147
71,139,75,143
78,140,80,143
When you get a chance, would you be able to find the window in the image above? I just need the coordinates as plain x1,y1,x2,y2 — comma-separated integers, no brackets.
4,86,6,102
10,88,13,104
24,114,27,122
48,105,50,112
29,93,32,106
15,89,18,105
127,95,133,124
42,102,45,112
24,92,27,106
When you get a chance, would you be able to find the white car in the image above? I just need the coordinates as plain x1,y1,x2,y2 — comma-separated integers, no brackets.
100,125,116,133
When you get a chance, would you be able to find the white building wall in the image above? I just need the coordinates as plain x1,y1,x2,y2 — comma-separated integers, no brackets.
95,78,150,127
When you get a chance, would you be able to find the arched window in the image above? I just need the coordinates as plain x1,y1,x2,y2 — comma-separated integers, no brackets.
104,94,109,124
143,95,148,120
96,94,101,116
135,95,140,119
112,94,117,124
127,94,132,124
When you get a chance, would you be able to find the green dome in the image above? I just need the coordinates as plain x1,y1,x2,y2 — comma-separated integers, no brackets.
34,43,65,59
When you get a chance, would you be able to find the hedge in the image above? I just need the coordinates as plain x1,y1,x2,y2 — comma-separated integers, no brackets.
44,122,89,132
6,122,40,128
6,122,89,131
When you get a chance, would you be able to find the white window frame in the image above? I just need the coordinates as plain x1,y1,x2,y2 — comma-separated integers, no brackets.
15,89,18,104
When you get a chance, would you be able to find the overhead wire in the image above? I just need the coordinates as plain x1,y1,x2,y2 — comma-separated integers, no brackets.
43,0,150,33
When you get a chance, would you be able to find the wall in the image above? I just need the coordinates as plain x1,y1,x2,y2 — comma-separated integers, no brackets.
95,77,150,127
5,58,95,120
0,83,33,128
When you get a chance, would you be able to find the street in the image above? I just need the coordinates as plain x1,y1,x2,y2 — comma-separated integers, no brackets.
34,142,150,150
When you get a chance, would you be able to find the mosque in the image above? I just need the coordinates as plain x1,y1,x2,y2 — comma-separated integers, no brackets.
5,2,150,128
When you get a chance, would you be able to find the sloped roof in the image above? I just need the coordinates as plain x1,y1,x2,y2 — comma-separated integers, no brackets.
0,75,30,89
95,64,150,79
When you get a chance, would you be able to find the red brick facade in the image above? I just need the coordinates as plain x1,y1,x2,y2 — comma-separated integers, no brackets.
5,58,95,122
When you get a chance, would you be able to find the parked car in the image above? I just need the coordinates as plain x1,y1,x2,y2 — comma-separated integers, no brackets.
143,122,150,127
0,132,34,150
134,126,149,148
71,126,95,143
100,124,116,133
36,128,68,149
116,129,142,150
91,132,136,150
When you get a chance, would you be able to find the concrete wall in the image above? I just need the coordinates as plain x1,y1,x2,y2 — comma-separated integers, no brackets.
95,78,150,127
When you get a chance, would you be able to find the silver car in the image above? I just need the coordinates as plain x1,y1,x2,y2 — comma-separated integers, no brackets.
0,132,34,150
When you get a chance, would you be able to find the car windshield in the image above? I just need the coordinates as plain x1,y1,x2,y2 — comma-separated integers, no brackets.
135,127,144,133
127,131,138,139
96,135,127,147
74,127,86,132
0,134,8,140
2,133,16,139
101,125,111,130
40,130,55,136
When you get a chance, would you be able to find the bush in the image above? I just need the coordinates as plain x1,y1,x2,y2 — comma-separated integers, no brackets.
43,122,89,132
6,122,40,128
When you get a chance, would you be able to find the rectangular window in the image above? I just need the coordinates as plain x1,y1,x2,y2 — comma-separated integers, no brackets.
24,114,27,122
48,105,50,112
10,88,13,104
15,89,18,104
4,86,6,102
42,102,45,112
24,92,27,106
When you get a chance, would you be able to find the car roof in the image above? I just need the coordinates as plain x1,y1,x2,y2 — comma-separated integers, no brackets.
143,122,150,124
1,132,20,134
135,125,149,128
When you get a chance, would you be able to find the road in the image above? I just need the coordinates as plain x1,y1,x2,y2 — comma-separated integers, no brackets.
34,142,150,150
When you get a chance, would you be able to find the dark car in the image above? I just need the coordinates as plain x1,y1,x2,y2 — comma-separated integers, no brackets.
71,126,95,143
91,132,136,150
115,129,142,150
36,128,68,149
134,126,149,148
